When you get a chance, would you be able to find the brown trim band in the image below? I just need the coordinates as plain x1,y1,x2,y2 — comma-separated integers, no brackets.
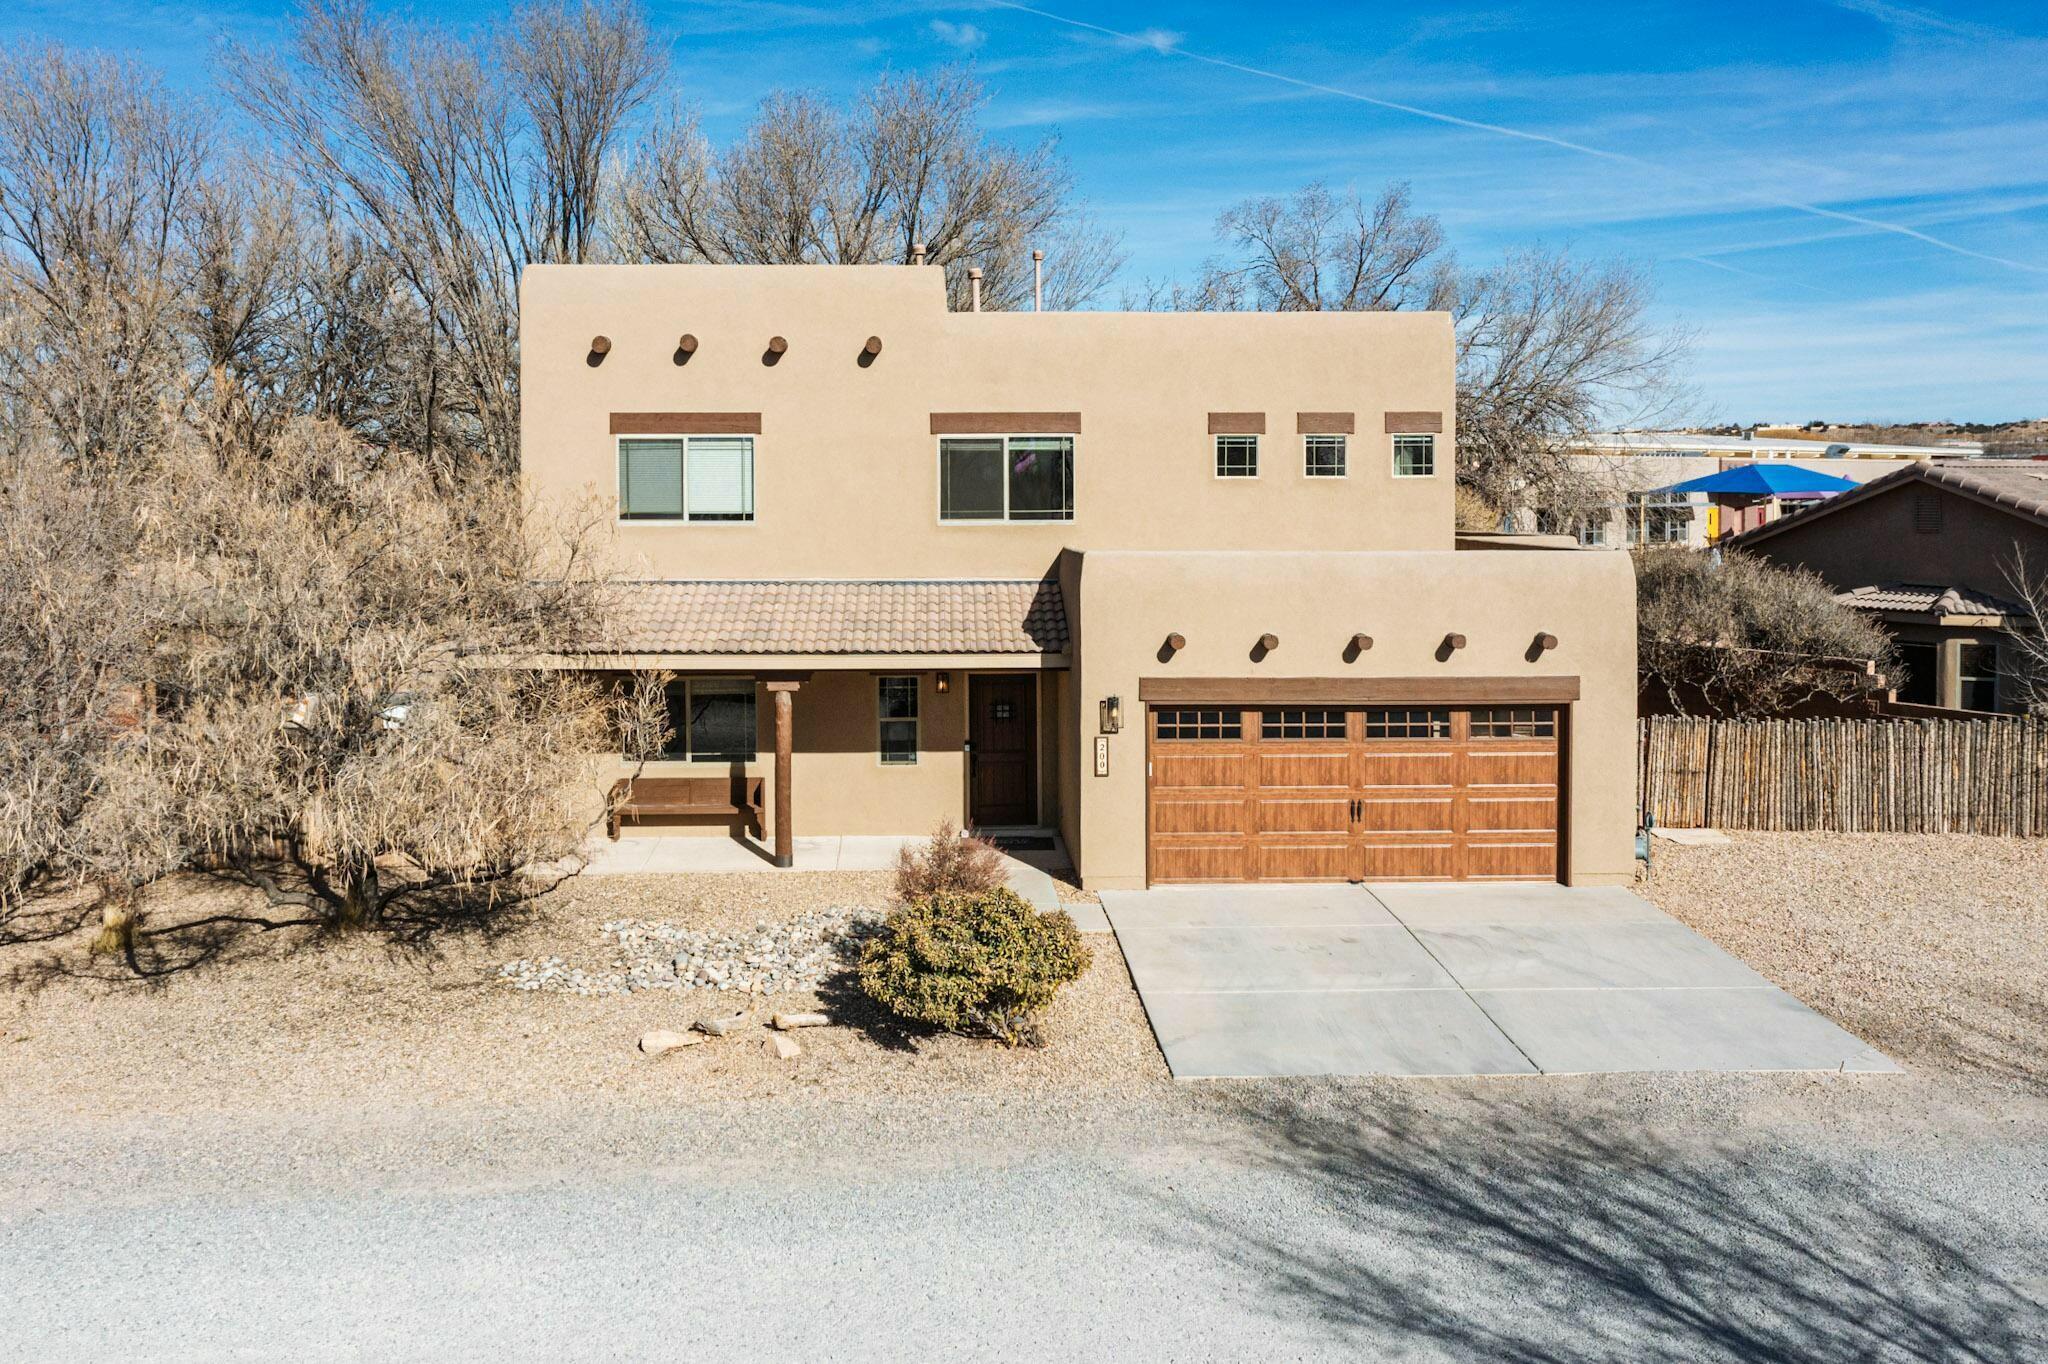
1384,410,1444,434
1138,676,1581,705
1295,411,1356,434
1207,411,1267,435
611,412,761,435
930,412,1082,435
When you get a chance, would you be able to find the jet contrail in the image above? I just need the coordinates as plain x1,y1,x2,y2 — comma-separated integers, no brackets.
986,0,2048,276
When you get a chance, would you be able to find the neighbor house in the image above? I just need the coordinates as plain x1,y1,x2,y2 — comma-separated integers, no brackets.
1727,460,2048,713
519,264,1637,889
1552,431,1942,549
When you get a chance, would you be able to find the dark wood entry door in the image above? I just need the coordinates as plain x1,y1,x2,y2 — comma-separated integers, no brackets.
969,675,1038,827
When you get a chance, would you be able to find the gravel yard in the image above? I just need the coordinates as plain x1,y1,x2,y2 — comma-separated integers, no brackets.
6,833,2044,1137
0,869,1164,1132
1642,832,2048,1087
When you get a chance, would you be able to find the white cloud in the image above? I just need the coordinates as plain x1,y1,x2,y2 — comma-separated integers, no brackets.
929,19,988,49
1122,26,1183,54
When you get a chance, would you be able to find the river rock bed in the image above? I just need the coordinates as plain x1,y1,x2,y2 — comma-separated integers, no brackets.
496,907,883,997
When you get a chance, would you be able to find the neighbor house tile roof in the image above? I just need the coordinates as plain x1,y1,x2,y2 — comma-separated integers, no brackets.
1837,582,2029,618
594,578,1069,655
1727,459,2048,547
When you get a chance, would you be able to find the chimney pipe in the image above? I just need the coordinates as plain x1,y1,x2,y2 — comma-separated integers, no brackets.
968,267,983,313
1032,249,1044,312
910,241,927,266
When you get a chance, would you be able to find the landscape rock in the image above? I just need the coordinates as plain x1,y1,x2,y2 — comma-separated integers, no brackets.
768,1033,803,1060
637,1029,701,1057
770,1012,831,1031
693,1013,751,1037
497,907,881,998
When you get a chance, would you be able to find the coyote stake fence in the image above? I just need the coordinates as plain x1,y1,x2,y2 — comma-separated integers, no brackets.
1638,715,2048,835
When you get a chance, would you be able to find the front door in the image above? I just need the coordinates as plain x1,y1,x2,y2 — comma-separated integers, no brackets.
969,675,1038,828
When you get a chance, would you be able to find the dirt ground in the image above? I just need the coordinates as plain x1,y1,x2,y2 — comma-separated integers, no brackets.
5,833,2044,1136
0,869,1166,1132
1641,832,2048,1090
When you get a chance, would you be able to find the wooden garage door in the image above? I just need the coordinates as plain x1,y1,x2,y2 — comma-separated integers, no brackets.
1147,705,1559,884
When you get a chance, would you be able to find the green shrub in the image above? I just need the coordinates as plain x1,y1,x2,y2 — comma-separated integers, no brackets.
857,887,1092,1046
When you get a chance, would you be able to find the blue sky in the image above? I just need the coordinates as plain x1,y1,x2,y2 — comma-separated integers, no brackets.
8,0,2046,422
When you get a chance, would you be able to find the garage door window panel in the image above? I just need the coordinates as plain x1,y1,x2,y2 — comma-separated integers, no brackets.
1156,708,1243,740
1365,708,1451,739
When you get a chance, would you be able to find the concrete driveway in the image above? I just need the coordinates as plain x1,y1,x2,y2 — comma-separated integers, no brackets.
1099,883,1899,1079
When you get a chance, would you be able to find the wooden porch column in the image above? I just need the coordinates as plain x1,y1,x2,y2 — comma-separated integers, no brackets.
764,681,800,868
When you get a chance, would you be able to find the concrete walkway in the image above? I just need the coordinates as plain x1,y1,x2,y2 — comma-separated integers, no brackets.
579,834,1067,918
1100,883,1899,1080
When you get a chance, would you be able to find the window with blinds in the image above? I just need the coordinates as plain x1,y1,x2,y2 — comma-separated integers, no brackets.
618,436,755,522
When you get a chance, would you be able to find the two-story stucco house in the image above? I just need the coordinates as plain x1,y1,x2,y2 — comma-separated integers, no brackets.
520,263,1637,890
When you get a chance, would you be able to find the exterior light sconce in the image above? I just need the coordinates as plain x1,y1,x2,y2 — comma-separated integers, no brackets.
675,333,698,365
1100,695,1124,734
934,671,951,694
763,335,788,365
587,335,611,366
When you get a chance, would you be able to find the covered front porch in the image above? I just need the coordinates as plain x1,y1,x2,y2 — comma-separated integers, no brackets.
570,577,1072,865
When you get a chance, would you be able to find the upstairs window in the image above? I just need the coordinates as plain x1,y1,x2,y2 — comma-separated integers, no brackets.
1304,435,1347,478
940,436,1073,522
1215,435,1259,478
1392,433,1436,478
619,436,755,522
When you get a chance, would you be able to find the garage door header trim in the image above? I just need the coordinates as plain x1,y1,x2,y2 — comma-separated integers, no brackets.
1138,676,1581,705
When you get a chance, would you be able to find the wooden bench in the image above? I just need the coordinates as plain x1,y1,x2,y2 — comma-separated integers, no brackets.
608,776,765,840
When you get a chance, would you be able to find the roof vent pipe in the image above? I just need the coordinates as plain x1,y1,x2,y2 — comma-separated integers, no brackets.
1032,249,1044,312
910,241,927,266
968,267,983,313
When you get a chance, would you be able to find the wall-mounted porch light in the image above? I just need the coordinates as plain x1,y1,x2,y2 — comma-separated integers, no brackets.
1100,695,1124,733
934,671,951,694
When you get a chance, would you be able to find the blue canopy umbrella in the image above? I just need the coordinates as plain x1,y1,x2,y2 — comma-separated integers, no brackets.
1655,463,1862,497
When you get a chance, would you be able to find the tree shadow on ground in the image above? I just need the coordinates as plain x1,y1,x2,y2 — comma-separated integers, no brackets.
1146,1085,2044,1363
0,863,560,993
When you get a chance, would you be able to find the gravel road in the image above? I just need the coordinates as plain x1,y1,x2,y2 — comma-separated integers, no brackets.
5,1075,2044,1363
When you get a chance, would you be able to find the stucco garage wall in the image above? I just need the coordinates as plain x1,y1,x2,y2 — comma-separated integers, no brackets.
1068,548,1639,889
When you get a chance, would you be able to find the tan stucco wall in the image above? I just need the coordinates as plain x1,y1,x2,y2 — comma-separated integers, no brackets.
1066,548,1640,890
519,264,1456,581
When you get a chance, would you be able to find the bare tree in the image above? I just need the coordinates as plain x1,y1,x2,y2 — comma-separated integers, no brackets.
612,69,1124,309
1147,180,1690,518
233,0,663,469
87,416,619,931
1167,182,1455,313
0,437,159,943
0,46,209,463
1456,249,1691,522
2000,549,2048,717
1635,547,1900,717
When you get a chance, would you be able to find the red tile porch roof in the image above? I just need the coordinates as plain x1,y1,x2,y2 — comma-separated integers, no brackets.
595,578,1069,655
